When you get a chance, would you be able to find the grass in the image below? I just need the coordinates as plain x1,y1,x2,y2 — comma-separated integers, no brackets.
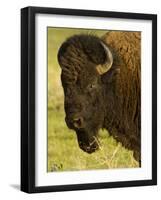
47,27,139,172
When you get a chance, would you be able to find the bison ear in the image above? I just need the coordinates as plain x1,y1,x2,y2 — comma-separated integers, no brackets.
96,42,113,75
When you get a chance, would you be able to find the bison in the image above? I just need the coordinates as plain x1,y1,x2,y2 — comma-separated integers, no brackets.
57,31,141,165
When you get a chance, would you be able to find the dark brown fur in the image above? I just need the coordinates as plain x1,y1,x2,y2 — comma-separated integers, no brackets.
57,31,141,164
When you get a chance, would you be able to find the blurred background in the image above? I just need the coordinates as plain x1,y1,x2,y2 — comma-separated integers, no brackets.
47,27,139,172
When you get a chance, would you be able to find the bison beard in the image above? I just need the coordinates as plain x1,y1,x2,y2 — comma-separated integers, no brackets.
57,32,141,165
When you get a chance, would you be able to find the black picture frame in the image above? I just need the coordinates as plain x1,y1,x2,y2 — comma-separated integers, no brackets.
21,6,157,193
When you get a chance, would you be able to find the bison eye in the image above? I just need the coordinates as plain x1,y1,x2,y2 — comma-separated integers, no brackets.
87,83,97,90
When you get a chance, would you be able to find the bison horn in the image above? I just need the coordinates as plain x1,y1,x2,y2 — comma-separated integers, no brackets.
96,42,113,75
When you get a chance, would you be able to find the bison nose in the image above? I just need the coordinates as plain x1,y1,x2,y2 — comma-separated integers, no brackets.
66,116,84,129
72,117,84,128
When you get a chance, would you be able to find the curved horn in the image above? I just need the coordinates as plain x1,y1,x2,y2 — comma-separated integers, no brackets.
96,42,113,75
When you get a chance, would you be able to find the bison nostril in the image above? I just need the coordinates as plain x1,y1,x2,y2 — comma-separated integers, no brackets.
73,117,84,128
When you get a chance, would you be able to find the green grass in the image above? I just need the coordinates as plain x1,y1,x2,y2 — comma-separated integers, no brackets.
47,27,139,172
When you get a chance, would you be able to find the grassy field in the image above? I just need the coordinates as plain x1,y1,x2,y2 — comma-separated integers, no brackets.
47,27,139,172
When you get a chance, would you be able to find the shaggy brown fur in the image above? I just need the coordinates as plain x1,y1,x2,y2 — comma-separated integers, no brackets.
102,32,141,162
58,31,141,164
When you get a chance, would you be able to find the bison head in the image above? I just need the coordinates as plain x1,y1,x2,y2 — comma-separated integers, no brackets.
57,34,113,154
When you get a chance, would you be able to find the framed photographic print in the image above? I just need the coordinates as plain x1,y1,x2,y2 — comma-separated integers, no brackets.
21,6,157,193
